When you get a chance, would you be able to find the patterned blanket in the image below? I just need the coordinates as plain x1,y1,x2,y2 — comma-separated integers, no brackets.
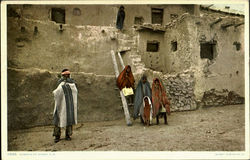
53,81,78,127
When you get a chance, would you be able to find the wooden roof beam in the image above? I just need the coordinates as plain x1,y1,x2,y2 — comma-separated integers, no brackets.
235,22,244,28
221,22,235,29
210,18,222,27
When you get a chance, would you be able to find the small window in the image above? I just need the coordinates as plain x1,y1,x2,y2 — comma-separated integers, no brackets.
134,17,144,25
152,8,163,25
233,42,241,51
147,41,159,52
200,42,216,60
171,41,177,51
73,8,81,16
51,8,65,24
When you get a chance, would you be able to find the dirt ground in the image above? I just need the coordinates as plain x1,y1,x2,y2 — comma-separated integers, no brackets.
8,104,245,151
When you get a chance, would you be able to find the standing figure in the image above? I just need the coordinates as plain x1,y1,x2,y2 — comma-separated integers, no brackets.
139,96,153,126
152,78,170,125
116,5,125,30
133,75,152,120
117,65,135,104
53,69,78,143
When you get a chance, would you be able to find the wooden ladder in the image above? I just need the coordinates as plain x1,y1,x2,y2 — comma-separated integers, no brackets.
111,50,132,126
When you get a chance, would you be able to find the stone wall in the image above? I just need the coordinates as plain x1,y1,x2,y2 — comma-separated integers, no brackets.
201,89,244,107
163,71,197,111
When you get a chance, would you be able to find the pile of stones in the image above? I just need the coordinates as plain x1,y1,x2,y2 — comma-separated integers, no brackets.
201,89,244,107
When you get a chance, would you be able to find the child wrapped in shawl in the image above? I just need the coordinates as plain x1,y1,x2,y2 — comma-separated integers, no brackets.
133,75,152,120
152,78,170,124
139,96,153,126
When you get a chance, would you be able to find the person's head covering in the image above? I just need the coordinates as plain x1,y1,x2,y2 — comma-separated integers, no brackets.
142,96,152,107
116,65,135,90
142,74,147,80
152,78,171,117
119,5,124,9
61,69,70,76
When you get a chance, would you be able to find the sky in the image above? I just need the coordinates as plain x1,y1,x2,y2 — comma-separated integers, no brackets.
202,4,245,14
213,4,245,12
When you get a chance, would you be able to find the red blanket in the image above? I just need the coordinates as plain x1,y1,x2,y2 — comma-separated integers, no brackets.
152,78,171,117
117,65,135,90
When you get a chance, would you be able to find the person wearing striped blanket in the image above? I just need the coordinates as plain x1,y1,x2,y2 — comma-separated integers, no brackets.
52,69,78,143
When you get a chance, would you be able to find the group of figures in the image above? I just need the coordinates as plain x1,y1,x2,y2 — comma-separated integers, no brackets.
117,65,171,126
52,65,171,143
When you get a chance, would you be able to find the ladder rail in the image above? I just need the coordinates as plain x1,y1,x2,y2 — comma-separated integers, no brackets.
117,52,125,69
111,50,132,126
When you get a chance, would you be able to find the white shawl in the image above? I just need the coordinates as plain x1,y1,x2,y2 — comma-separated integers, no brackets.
53,82,78,127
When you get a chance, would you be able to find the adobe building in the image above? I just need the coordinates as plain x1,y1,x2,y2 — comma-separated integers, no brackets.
7,4,245,129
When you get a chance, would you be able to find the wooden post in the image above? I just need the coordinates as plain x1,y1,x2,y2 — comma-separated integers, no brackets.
221,22,235,29
210,18,222,27
235,22,244,28
117,52,125,68
111,50,132,126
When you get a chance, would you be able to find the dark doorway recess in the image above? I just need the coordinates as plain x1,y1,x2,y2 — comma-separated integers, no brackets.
200,42,216,60
152,8,163,25
51,8,65,24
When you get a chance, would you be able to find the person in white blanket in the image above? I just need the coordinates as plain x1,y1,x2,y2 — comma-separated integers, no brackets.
53,69,78,143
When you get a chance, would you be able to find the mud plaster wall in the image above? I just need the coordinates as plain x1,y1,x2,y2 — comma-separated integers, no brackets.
164,13,192,73
7,6,138,130
8,17,138,75
7,15,139,130
186,13,245,100
8,68,123,130
137,12,244,110
138,31,165,71
11,5,195,27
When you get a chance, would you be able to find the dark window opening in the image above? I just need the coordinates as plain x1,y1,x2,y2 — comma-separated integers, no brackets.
134,17,144,25
233,42,241,51
152,8,163,25
200,42,216,60
34,26,38,35
21,26,25,33
147,41,159,52
171,41,177,51
73,8,81,16
51,8,65,24
7,7,20,18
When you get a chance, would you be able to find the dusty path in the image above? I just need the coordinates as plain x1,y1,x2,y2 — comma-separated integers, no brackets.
8,104,245,151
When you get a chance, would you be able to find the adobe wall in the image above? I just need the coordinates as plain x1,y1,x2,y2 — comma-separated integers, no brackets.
7,68,125,130
9,5,195,27
136,12,244,110
187,13,245,100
